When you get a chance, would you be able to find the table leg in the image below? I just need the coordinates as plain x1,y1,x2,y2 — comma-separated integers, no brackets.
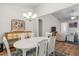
22,49,26,56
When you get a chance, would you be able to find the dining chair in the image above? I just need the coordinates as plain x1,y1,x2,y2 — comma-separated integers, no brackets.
30,33,35,38
3,37,11,56
47,36,56,56
36,39,48,56
3,36,22,56
46,32,52,38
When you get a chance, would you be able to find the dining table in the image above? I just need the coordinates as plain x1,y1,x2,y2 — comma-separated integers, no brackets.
13,37,49,56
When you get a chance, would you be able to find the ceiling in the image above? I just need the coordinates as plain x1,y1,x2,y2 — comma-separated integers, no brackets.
1,3,78,19
52,4,79,22
2,3,41,9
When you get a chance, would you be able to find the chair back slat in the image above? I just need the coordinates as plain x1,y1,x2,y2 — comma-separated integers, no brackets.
36,39,48,56
48,36,56,55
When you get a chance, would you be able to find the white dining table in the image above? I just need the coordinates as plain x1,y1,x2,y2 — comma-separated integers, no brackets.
13,37,49,56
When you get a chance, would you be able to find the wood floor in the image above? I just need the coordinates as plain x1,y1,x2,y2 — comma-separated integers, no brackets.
55,41,79,56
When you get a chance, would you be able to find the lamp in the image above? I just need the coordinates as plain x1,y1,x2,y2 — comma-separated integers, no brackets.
23,12,37,21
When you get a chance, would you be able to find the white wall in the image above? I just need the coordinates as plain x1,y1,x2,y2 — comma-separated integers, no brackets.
61,19,79,34
39,14,61,36
61,22,68,34
68,20,78,34
32,18,39,36
34,3,77,17
0,4,34,43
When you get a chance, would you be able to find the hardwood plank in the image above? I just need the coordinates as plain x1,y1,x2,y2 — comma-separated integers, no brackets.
56,41,79,56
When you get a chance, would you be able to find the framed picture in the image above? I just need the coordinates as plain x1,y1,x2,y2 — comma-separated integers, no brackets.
11,19,25,31
69,22,77,28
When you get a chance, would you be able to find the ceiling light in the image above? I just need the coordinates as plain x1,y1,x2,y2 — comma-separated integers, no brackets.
71,16,75,20
32,14,37,19
23,13,27,17
70,10,78,20
23,12,37,21
28,12,32,17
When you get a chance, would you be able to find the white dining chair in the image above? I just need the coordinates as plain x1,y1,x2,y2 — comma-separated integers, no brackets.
36,39,48,56
45,32,52,38
3,36,22,56
30,33,35,38
3,37,11,56
47,36,56,56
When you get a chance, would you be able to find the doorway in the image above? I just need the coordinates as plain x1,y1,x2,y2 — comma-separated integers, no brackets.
38,19,43,36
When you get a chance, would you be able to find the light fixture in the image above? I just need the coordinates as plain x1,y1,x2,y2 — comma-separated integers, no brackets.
71,16,76,20
31,14,37,19
28,12,32,17
23,12,37,21
70,10,78,20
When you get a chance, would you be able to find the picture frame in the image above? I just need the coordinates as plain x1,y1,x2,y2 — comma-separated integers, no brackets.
11,19,25,31
69,22,77,28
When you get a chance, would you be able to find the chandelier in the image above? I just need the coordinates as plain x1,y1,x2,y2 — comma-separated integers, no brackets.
23,12,37,21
